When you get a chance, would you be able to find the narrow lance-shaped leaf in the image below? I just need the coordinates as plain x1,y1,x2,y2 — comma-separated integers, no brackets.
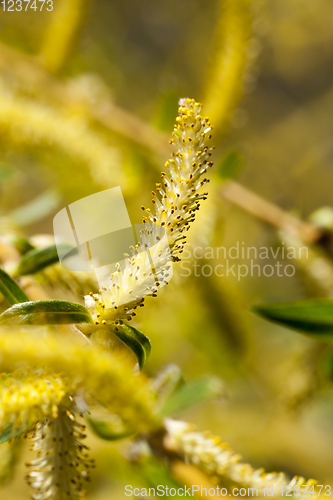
3,235,35,255
132,457,185,497
252,298,333,340
0,423,33,445
87,414,134,442
0,300,93,325
0,267,29,305
112,324,151,369
159,376,225,418
15,243,77,277
10,188,61,227
153,364,185,404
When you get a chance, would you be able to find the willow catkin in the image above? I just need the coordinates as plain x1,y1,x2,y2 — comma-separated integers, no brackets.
0,331,158,432
84,98,214,329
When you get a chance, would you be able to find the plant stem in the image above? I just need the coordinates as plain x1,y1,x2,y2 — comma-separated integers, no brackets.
222,181,321,244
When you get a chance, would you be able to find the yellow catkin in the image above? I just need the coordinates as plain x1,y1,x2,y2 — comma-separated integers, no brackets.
26,401,93,500
0,331,159,433
83,98,214,328
39,0,85,73
0,369,66,434
38,263,99,297
202,0,253,131
165,420,319,497
0,85,121,188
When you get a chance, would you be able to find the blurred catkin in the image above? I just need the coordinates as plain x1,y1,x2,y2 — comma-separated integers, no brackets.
165,420,318,494
202,0,253,132
0,85,122,190
0,331,158,432
39,0,85,73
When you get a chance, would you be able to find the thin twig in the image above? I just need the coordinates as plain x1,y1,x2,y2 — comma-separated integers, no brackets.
222,181,322,244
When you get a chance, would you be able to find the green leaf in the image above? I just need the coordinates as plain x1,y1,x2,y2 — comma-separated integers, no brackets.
217,150,244,181
10,188,61,227
0,299,93,325
0,267,29,304
5,235,35,255
153,364,185,402
159,376,225,418
133,457,184,496
87,414,134,441
15,243,77,276
252,298,333,340
0,423,32,444
113,324,151,369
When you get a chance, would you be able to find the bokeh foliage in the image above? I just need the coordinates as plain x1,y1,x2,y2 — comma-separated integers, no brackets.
1,0,333,498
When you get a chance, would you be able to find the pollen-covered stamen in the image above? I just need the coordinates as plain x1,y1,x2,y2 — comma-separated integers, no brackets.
143,98,214,257
0,369,66,436
165,420,318,495
26,401,94,500
84,98,213,326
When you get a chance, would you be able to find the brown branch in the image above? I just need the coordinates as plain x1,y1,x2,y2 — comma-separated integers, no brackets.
222,181,322,244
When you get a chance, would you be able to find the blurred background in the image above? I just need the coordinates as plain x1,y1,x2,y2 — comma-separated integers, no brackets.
1,0,333,497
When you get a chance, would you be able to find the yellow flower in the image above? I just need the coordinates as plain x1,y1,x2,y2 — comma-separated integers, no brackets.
165,419,318,495
0,369,66,435
26,401,93,500
84,98,214,329
0,330,158,433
